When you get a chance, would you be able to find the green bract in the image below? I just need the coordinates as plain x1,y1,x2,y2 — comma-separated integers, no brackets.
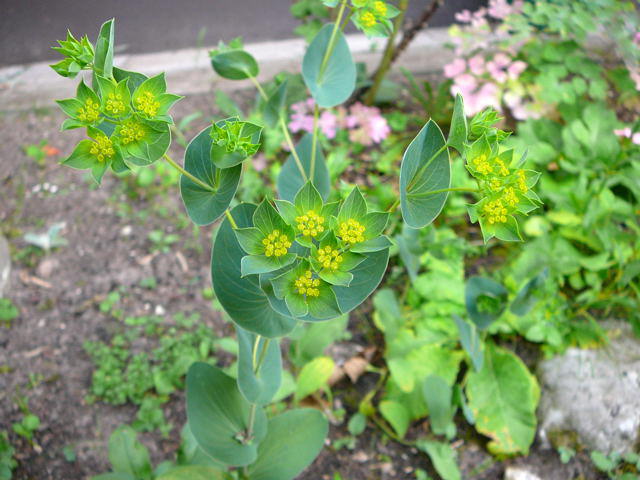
132,74,182,124
209,38,259,80
50,30,95,78
350,0,400,38
210,118,262,168
61,126,122,184
56,80,102,130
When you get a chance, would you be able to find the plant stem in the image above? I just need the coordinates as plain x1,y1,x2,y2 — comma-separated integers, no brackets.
363,0,409,105
310,103,320,182
244,336,271,448
224,209,238,228
405,144,448,191
162,153,214,191
408,186,479,198
387,197,400,213
318,0,349,79
248,75,269,101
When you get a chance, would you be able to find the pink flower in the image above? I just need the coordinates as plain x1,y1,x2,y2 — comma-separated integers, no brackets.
444,58,467,78
318,111,338,139
454,9,473,23
468,55,486,75
634,32,640,44
614,127,632,138
344,102,390,146
488,0,513,19
507,60,527,79
493,52,511,68
487,61,507,83
633,133,640,145
368,115,391,143
289,98,316,134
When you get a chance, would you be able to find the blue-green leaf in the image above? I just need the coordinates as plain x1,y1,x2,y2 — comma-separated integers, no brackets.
277,134,330,202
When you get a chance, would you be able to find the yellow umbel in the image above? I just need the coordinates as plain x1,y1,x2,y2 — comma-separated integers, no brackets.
262,229,292,257
361,12,377,27
90,136,115,162
296,210,325,238
516,169,528,193
78,99,100,123
118,121,146,145
317,245,344,271
338,219,366,244
105,92,126,116
472,154,493,175
373,1,387,16
495,158,510,176
501,187,518,207
136,91,161,117
482,199,508,224
294,270,320,297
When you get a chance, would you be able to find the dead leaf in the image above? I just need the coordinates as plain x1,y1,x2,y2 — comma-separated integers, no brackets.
19,270,52,288
343,356,369,383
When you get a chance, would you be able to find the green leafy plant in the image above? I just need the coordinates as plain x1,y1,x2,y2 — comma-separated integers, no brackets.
0,299,19,328
0,431,17,480
51,7,539,478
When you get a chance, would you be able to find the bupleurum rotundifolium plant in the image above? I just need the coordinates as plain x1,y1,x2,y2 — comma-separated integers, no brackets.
50,1,540,478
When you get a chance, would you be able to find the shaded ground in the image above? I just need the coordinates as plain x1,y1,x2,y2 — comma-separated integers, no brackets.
0,92,605,479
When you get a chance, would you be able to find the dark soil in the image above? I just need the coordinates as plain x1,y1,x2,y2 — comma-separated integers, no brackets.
0,93,605,480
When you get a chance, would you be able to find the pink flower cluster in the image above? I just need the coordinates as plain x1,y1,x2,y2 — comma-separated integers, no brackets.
288,99,390,146
614,127,640,145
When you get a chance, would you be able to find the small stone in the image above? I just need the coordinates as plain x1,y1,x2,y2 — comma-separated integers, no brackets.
538,321,640,455
0,235,10,296
154,305,165,315
120,225,133,237
37,258,59,278
504,467,542,480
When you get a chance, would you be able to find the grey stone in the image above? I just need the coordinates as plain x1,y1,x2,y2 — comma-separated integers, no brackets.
504,467,542,480
0,234,10,297
538,322,640,454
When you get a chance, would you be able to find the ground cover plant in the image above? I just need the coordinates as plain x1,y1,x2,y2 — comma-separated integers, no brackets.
47,0,547,477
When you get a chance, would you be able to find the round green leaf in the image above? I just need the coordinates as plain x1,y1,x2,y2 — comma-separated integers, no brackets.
186,362,267,467
122,122,171,167
302,23,356,107
277,133,330,202
400,120,451,228
465,276,508,330
247,409,328,480
211,50,259,80
113,67,148,92
332,248,389,313
180,127,241,226
237,325,283,405
211,203,297,338
156,466,226,480
510,268,548,316
107,426,151,478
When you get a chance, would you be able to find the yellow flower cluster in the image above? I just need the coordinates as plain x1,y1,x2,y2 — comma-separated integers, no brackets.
296,210,325,238
262,229,292,257
78,99,100,123
361,11,377,27
495,158,509,176
338,218,366,244
373,1,387,16
105,92,126,116
482,199,508,224
294,270,320,297
136,91,160,117
517,170,528,193
317,246,344,271
90,136,115,162
118,121,146,145
501,187,518,207
473,154,493,175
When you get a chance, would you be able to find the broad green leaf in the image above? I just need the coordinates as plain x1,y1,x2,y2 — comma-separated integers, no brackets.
211,204,297,338
277,134,330,202
290,315,349,366
423,375,456,438
113,67,148,93
510,268,548,316
447,93,467,154
295,356,335,401
94,19,114,78
247,409,328,480
332,248,389,314
416,440,461,480
186,362,267,466
348,412,367,435
465,276,508,330
107,425,152,478
453,315,483,371
379,400,410,438
237,325,282,405
92,474,135,480
400,120,451,228
264,80,288,127
465,344,539,455
211,50,259,80
180,126,241,226
302,23,356,107
395,224,422,281
156,466,226,480
120,122,171,167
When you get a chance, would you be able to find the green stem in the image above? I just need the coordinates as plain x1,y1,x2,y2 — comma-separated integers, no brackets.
310,103,320,183
387,197,400,213
224,209,238,229
364,0,409,105
248,75,268,101
408,186,479,198
319,0,349,79
163,153,214,192
244,336,271,448
405,144,448,191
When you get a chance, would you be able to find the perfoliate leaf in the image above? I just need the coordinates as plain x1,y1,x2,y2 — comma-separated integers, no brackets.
448,94,468,154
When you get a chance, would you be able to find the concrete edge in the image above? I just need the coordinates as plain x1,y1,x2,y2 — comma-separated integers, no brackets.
0,28,452,112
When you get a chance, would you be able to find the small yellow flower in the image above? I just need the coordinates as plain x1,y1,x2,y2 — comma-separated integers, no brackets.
136,91,161,117
78,99,100,123
495,158,510,176
482,199,508,224
361,11,377,28
317,245,344,271
338,218,366,244
295,210,325,238
118,120,146,145
472,154,493,175
90,136,115,162
105,92,126,116
489,177,503,192
501,187,518,207
261,229,292,257
516,169,528,193
373,1,387,16
294,270,320,297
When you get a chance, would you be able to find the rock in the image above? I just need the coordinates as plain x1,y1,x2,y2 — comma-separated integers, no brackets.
0,234,10,296
504,467,542,480
36,258,59,278
538,322,640,454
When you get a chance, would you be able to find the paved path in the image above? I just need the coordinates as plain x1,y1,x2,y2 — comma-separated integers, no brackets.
1,0,482,67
